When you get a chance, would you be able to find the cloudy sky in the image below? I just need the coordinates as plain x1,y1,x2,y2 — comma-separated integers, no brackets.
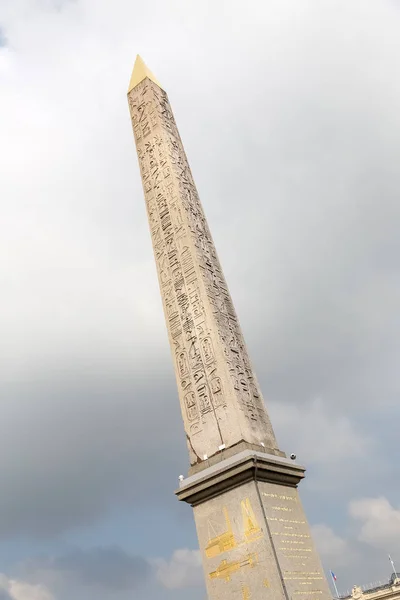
0,0,400,598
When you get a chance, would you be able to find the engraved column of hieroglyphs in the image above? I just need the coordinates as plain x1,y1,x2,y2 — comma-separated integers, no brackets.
128,80,226,463
129,78,278,459
129,79,244,459
151,83,277,448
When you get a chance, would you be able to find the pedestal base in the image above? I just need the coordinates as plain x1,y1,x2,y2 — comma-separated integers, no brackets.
176,451,332,600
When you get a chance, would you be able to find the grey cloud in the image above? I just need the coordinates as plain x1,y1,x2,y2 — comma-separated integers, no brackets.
45,546,150,590
349,497,400,551
23,547,205,599
154,548,202,590
0,374,185,537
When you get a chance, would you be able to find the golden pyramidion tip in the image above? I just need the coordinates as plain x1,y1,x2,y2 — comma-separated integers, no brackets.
128,55,162,92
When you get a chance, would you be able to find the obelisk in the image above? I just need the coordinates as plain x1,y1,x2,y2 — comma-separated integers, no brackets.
127,55,332,600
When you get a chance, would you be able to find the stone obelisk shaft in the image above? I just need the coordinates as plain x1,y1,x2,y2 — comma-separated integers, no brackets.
127,56,332,600
128,57,279,467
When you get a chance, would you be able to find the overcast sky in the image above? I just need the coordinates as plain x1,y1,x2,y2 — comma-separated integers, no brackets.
0,0,400,598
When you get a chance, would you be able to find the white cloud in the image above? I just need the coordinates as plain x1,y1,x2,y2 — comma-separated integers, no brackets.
349,497,400,551
311,524,348,565
270,398,370,465
154,549,203,590
0,575,54,600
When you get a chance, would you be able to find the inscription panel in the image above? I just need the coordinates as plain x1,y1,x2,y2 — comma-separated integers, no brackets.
259,482,331,599
129,81,224,463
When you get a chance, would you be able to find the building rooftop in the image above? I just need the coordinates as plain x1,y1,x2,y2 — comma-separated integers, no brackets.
340,574,400,599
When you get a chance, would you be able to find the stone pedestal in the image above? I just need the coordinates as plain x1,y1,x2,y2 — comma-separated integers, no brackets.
177,451,332,600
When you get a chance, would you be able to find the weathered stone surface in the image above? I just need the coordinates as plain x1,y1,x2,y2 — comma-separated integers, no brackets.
127,61,279,467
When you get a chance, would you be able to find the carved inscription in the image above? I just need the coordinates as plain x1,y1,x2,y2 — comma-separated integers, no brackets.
185,391,199,421
128,80,226,462
128,76,278,462
260,485,330,598
211,377,226,408
148,83,277,438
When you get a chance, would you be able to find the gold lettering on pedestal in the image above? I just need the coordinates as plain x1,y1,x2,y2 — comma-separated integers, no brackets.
293,592,322,596
209,553,257,582
271,506,293,512
262,493,298,502
273,533,310,539
284,572,322,576
278,540,306,545
285,577,323,585
283,570,324,584
280,548,312,552
280,519,305,524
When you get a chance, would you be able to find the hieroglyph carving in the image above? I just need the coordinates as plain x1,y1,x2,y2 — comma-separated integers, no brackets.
128,78,278,464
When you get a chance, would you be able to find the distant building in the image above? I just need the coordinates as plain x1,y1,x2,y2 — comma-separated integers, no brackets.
341,574,400,600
